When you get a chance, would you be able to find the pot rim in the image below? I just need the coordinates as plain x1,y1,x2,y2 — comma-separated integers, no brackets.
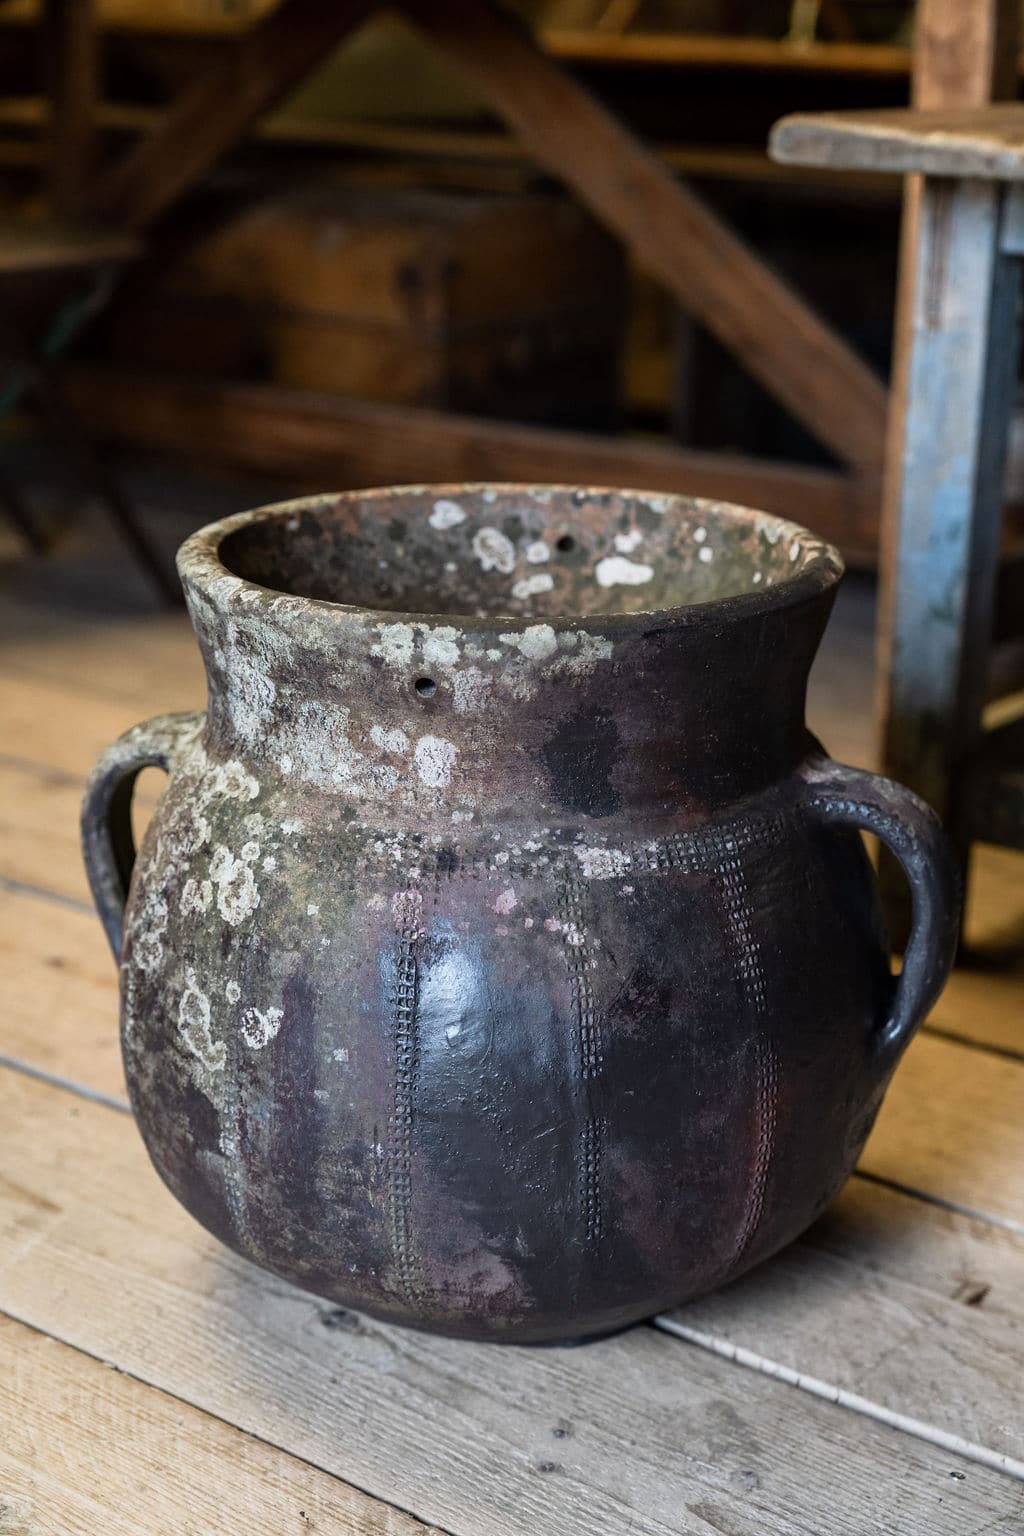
176,483,845,632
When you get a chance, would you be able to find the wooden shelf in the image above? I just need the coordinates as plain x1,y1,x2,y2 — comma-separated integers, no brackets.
543,29,914,78
0,217,140,273
0,96,901,192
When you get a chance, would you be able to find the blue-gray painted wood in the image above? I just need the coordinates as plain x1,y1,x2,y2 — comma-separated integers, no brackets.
878,176,1022,919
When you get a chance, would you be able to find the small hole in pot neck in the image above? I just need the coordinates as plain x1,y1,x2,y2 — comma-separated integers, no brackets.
555,534,575,553
415,677,437,698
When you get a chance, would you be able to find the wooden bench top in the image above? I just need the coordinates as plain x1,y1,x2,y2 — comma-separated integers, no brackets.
771,103,1024,180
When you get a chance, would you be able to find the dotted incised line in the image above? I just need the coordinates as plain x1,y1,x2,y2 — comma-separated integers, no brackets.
342,808,791,885
731,1038,778,1269
580,1116,606,1242
713,830,776,1271
389,888,425,1305
558,870,607,1245
560,873,603,1082
717,838,768,1019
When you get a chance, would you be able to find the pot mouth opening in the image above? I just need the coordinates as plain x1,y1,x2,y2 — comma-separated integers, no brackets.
181,484,843,627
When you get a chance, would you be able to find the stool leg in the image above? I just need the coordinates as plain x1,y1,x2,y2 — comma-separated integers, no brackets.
0,465,49,554
877,177,1022,946
39,371,182,606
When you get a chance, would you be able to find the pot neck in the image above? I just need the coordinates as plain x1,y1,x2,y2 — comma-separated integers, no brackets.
186,580,833,827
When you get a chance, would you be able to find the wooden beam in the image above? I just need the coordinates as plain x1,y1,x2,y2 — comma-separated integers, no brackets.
80,0,377,230
912,0,1020,110
400,0,888,476
41,0,98,214
57,362,881,564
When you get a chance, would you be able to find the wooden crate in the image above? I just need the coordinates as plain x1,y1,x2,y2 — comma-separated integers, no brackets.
102,185,626,427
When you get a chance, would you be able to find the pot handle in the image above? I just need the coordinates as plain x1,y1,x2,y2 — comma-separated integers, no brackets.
797,753,960,1059
81,712,204,961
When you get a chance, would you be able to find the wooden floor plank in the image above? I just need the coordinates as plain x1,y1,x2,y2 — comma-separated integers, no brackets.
0,1313,438,1536
862,1030,1024,1229
665,1176,1024,1477
0,1067,1019,1536
0,669,199,780
0,595,203,715
0,760,93,907
0,887,125,1104
930,965,1024,1058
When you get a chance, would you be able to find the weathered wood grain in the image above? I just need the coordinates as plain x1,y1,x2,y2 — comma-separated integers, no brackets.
665,1174,1024,1477
0,1312,438,1536
771,104,1024,180
1,1066,1021,1536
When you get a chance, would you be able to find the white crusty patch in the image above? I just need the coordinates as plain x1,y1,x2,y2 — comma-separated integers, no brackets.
178,967,224,1071
423,625,461,667
414,734,458,788
211,760,260,801
429,498,467,530
698,546,714,564
210,844,260,925
370,724,410,754
132,889,168,975
493,887,518,915
180,877,212,916
595,555,654,588
472,526,516,574
613,529,644,554
372,622,416,668
575,846,633,879
452,666,493,714
501,623,558,662
554,631,613,675
512,573,555,600
241,1005,284,1049
525,540,551,564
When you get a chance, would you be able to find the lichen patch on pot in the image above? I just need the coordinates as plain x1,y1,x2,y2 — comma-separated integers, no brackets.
595,556,654,588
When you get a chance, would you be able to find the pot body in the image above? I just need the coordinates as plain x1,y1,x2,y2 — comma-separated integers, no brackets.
82,487,958,1342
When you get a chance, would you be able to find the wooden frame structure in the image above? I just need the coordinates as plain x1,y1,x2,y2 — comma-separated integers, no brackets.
16,0,893,556
772,0,1024,939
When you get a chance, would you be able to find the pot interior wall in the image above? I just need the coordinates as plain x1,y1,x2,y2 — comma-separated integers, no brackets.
218,487,822,620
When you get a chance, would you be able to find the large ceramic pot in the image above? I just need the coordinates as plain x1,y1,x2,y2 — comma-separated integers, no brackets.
82,486,958,1343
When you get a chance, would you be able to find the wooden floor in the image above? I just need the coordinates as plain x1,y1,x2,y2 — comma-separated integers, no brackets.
1,481,1023,1535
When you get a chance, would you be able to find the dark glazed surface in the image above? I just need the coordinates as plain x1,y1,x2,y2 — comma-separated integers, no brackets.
81,486,957,1342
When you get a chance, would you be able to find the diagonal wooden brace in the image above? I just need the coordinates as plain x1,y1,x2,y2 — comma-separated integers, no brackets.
80,0,380,231
400,0,889,474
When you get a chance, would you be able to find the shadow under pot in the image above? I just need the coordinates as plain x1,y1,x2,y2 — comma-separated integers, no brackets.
81,484,958,1343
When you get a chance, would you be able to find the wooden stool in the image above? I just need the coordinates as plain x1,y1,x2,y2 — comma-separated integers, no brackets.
770,104,1024,929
